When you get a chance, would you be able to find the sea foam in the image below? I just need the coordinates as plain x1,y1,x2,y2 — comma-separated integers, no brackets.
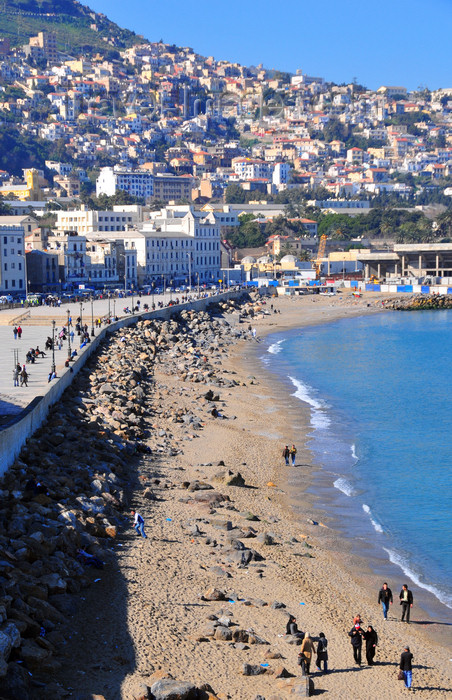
289,376,324,410
268,339,285,355
383,547,452,610
334,478,356,497
289,376,330,429
362,504,384,533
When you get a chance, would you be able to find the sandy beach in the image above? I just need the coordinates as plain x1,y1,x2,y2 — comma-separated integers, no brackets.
37,292,451,699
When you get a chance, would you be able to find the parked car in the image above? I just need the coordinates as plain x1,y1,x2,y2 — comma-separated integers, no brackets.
0,294,13,304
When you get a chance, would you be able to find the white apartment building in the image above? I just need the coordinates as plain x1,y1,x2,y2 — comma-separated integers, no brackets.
47,230,89,288
85,239,119,286
86,231,138,289
272,162,291,186
56,205,143,234
0,222,26,295
231,158,272,180
96,166,154,199
81,206,221,288
146,205,221,284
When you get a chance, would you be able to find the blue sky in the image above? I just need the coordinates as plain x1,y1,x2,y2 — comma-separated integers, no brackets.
86,0,452,90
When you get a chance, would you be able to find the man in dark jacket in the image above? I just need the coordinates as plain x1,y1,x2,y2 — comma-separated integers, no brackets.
282,445,290,466
399,584,413,623
400,645,414,689
377,582,393,620
348,624,364,665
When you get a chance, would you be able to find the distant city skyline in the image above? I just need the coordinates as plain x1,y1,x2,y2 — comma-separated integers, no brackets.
86,0,451,91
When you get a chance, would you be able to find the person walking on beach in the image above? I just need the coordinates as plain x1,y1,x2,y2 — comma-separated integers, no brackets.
298,632,316,676
348,622,364,666
290,444,297,466
131,510,147,538
13,326,18,340
399,584,413,623
17,325,22,339
363,625,378,665
282,445,290,466
378,582,393,620
399,645,414,690
316,632,328,674
20,367,28,387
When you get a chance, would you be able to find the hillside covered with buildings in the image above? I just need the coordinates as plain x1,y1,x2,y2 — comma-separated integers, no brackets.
0,0,452,296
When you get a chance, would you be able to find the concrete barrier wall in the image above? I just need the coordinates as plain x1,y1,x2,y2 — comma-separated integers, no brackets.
0,291,244,478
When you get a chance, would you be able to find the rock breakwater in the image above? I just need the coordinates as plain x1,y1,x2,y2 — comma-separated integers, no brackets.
0,294,260,697
383,294,452,310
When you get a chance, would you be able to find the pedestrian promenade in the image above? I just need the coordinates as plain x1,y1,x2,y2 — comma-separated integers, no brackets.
0,290,219,422
0,295,168,421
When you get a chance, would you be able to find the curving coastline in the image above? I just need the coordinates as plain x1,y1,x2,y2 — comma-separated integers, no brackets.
0,292,450,699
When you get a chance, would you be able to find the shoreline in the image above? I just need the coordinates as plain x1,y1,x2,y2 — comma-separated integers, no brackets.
40,292,451,699
239,296,452,638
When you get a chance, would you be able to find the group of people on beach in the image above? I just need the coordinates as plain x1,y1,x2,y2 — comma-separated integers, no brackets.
284,580,415,690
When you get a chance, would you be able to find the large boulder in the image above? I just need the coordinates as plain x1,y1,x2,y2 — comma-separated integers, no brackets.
150,678,199,699
18,639,51,670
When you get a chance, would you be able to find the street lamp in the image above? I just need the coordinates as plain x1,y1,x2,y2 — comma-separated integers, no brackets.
51,320,56,378
22,251,28,297
113,298,116,319
186,252,192,293
196,272,200,296
90,295,95,336
79,301,83,345
67,308,71,361
108,294,111,321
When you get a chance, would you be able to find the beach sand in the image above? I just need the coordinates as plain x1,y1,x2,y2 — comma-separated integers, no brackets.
50,293,451,699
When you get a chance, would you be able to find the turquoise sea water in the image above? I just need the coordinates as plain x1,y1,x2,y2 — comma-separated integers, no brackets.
262,310,452,612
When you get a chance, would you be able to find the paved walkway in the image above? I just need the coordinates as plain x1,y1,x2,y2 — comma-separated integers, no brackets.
0,291,221,420
0,293,172,419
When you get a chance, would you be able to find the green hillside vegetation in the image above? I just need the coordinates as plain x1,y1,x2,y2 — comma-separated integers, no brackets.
0,0,142,55
0,123,71,175
317,208,438,243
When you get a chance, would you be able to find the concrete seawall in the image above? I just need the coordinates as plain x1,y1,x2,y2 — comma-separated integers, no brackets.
0,291,249,477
